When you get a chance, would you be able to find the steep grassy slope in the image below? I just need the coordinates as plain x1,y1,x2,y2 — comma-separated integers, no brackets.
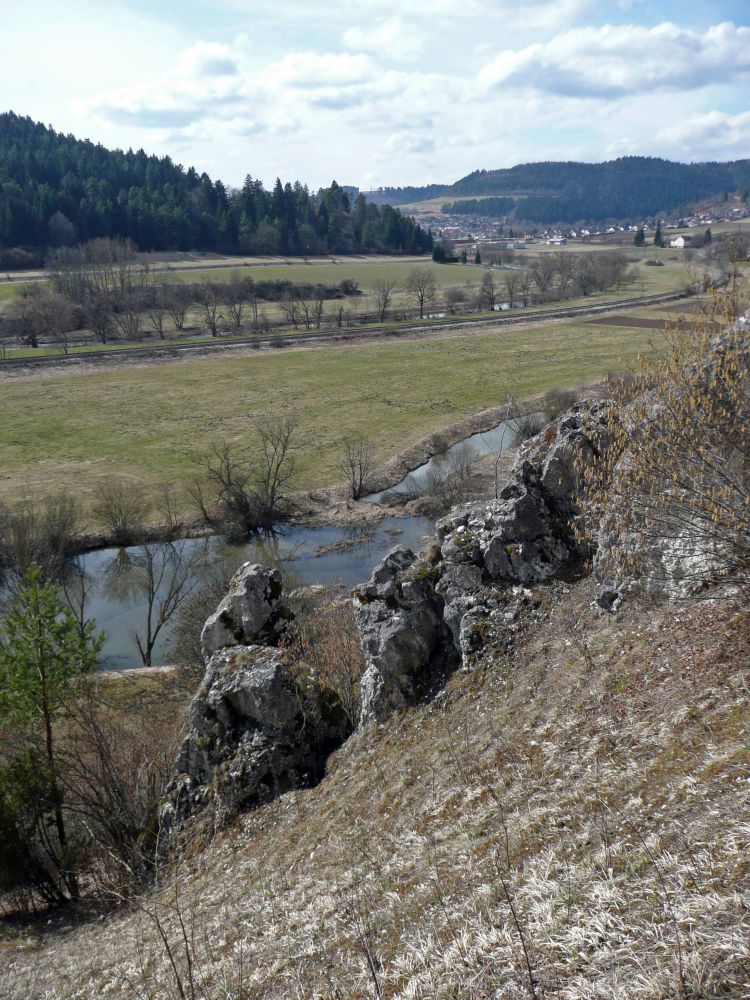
3,578,747,998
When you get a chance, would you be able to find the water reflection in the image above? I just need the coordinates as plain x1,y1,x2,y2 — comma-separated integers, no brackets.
364,414,540,504
75,515,432,670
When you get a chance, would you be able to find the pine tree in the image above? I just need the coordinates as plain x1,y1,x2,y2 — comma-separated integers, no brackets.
0,566,102,902
634,226,645,247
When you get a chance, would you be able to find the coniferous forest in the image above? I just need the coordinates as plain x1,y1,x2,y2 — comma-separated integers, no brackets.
369,156,750,223
0,113,432,257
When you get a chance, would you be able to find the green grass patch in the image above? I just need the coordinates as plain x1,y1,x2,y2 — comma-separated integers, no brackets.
0,319,660,517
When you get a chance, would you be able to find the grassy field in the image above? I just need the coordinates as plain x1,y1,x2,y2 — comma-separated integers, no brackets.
0,316,665,518
164,258,459,289
0,254,694,362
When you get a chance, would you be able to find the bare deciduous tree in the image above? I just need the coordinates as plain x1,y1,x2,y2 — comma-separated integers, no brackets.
530,255,556,297
373,279,396,322
198,282,222,337
503,270,520,308
519,268,533,306
405,267,437,319
555,251,576,299
104,540,205,667
339,433,376,499
254,414,297,526
480,271,498,311
280,294,301,329
164,283,192,332
4,285,74,349
200,415,298,536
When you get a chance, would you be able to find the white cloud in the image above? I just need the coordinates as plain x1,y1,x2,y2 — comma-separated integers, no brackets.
478,20,750,97
656,110,750,157
6,2,748,189
177,41,241,78
271,51,377,88
343,17,424,61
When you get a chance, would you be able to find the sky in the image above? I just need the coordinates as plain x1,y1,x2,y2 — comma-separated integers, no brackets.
2,0,749,191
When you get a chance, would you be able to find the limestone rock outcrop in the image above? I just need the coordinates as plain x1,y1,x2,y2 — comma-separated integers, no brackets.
200,562,290,661
352,403,612,714
434,401,610,657
354,546,452,724
163,563,346,832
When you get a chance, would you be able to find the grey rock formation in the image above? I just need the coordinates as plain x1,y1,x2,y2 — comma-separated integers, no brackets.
200,562,289,661
434,401,610,657
169,644,346,823
352,402,614,718
163,562,346,833
354,546,452,724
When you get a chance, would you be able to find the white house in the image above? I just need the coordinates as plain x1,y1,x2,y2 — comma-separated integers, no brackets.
669,235,691,249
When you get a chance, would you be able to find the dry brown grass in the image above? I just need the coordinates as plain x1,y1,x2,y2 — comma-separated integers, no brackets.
1,580,748,998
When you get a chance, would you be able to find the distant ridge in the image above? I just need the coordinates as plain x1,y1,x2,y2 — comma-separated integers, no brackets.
364,156,750,223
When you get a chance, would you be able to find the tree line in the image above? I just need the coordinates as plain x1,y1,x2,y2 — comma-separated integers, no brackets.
0,237,370,348
0,113,432,256
0,241,639,352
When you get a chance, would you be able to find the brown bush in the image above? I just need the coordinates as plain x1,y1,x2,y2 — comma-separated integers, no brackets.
286,588,364,729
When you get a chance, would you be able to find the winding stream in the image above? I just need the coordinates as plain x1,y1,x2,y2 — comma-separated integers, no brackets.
79,516,433,669
4,413,537,670
364,414,537,504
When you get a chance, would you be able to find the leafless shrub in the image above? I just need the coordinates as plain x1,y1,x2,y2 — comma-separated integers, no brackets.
286,588,364,730
444,285,466,315
339,433,376,500
0,494,81,585
541,387,578,422
93,478,149,546
582,288,750,594
59,679,184,895
447,441,478,481
511,412,546,445
171,557,236,679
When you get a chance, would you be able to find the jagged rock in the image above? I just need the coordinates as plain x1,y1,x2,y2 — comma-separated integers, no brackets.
165,643,347,828
354,546,453,724
163,565,346,834
433,403,611,656
200,562,290,660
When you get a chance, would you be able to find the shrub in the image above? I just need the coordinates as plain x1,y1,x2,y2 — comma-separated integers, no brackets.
286,589,365,729
0,494,81,585
93,478,149,545
541,388,578,422
511,412,546,445
583,292,750,594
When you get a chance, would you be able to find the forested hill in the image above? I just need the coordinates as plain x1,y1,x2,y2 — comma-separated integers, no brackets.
366,156,750,223
0,112,432,256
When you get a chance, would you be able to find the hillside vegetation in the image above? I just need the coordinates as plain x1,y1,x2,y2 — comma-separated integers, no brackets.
1,578,747,999
0,113,431,257
1,299,748,997
367,156,750,223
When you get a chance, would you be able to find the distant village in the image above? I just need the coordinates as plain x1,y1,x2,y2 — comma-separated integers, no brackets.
422,200,749,249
